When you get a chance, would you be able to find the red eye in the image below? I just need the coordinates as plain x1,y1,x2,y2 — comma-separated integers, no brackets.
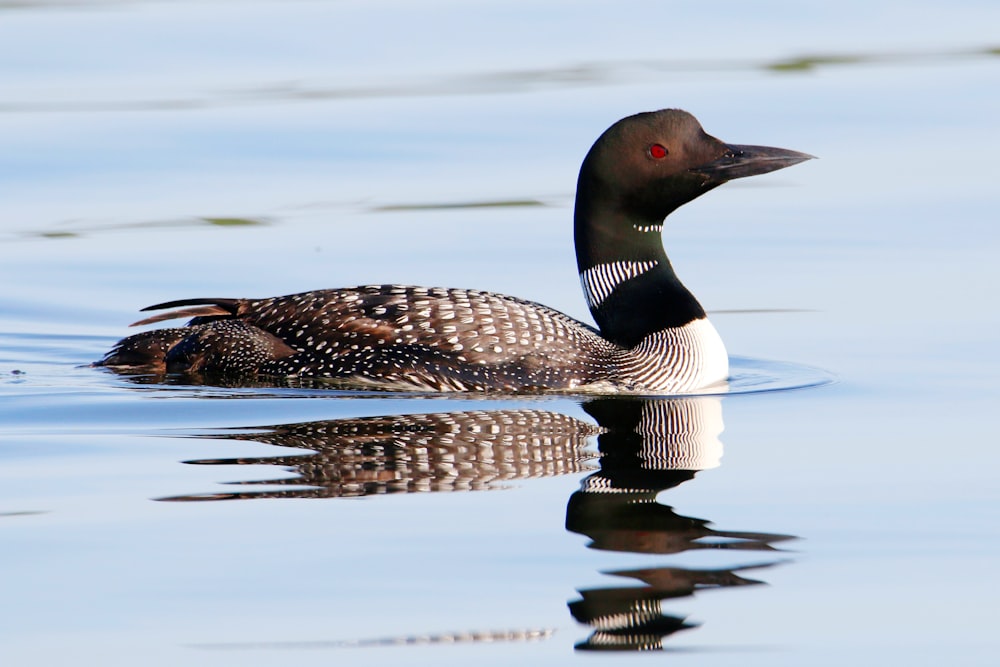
648,143,668,159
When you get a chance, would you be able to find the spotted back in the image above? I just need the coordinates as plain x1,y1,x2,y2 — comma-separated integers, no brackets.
239,285,616,391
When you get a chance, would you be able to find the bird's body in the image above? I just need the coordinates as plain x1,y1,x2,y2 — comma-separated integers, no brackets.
98,109,811,394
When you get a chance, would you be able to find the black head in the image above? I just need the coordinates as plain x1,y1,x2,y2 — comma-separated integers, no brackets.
573,109,813,345
576,109,813,224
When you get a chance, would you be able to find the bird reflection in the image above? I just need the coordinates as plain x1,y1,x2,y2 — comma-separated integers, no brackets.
160,409,600,501
160,396,796,652
566,398,796,651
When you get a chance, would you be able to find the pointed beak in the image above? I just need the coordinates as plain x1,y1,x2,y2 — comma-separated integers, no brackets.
692,144,815,182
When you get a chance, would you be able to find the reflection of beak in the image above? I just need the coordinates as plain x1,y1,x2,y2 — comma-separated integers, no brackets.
692,144,815,183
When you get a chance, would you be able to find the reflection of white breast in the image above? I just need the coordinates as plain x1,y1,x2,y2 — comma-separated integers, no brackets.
637,397,724,470
611,318,729,393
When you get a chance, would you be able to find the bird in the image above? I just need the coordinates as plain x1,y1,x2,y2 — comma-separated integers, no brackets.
97,109,812,393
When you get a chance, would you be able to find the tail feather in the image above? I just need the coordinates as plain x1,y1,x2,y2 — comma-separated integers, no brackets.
130,298,242,327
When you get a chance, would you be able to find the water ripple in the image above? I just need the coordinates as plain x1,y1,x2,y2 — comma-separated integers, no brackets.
1,47,995,114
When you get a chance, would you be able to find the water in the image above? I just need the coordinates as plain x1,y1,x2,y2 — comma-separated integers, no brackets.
2,1,999,665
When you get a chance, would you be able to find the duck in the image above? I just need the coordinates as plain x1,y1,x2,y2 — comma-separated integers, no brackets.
97,109,811,393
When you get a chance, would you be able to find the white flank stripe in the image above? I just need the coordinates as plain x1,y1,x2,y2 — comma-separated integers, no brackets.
579,260,658,309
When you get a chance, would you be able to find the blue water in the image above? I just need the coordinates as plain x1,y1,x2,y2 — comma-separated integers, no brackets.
2,1,999,665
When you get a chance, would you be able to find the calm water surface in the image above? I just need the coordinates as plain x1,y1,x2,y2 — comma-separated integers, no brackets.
1,2,999,665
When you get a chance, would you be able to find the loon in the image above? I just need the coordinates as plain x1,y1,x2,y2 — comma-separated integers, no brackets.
98,109,811,393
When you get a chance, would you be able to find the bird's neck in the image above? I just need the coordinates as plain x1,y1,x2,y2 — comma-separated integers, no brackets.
574,191,707,349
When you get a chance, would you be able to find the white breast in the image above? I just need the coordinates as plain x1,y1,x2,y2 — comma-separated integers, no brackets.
611,317,729,393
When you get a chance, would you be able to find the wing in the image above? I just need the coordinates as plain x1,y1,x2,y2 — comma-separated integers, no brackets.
241,285,615,390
